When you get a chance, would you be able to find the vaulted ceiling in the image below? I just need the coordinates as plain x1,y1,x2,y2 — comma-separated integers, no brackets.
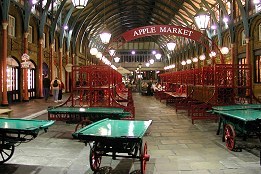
59,0,217,48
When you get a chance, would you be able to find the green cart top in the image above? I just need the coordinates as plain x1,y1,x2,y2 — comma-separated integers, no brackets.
212,109,261,121
0,118,55,131
212,104,261,111
48,107,126,114
74,118,152,139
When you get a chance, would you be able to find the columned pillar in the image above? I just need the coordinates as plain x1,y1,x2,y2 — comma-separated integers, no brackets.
1,22,8,105
245,38,251,65
65,51,70,92
38,39,44,98
50,44,54,80
72,53,75,65
230,43,235,65
71,53,75,92
245,38,252,100
59,48,63,79
23,32,29,101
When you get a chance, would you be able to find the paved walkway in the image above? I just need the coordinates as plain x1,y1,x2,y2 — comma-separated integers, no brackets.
0,93,260,174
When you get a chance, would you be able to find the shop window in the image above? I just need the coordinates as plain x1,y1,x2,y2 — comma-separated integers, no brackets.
254,55,261,83
28,26,33,43
8,15,15,37
27,62,36,98
241,30,246,45
6,57,20,103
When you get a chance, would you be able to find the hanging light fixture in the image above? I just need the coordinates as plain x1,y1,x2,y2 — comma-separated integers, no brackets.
209,51,216,57
167,42,176,51
149,59,155,64
192,57,198,62
96,52,102,59
90,48,98,55
194,4,210,30
114,57,120,63
155,53,162,60
186,59,192,64
72,0,88,9
99,1,111,44
109,49,116,56
199,54,206,60
221,47,229,55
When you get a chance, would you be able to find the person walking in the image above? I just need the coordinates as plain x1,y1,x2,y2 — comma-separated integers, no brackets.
58,81,64,102
43,74,51,102
50,77,61,103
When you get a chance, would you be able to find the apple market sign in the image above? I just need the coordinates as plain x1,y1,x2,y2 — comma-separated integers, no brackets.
121,25,203,42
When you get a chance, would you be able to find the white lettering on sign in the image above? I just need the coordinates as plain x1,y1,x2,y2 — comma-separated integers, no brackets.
133,27,157,36
159,27,193,36
134,26,193,37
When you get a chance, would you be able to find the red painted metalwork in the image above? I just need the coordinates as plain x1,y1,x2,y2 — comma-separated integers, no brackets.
59,65,135,117
159,64,254,124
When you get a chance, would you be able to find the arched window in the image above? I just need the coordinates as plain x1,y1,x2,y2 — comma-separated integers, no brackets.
241,30,246,45
27,61,36,98
7,57,20,103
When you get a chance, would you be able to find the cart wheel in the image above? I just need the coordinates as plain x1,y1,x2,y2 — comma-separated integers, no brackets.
89,149,101,171
0,144,15,164
224,124,236,151
75,120,92,132
140,142,150,174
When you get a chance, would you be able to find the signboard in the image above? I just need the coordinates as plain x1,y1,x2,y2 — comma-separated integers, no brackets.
121,25,203,42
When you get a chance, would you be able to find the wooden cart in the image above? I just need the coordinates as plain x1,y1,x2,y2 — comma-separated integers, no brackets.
48,106,132,131
73,118,152,174
212,104,261,151
0,118,55,164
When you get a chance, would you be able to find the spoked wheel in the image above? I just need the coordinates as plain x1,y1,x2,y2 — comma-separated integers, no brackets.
140,142,150,174
224,124,236,151
0,144,15,164
75,119,92,132
89,149,102,171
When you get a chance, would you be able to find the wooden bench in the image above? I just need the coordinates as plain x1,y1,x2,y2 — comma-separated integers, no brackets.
0,108,13,118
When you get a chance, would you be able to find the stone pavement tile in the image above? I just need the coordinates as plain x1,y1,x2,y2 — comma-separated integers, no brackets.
190,161,225,170
169,155,205,162
209,168,261,174
150,149,175,158
160,140,178,145
155,162,178,171
179,170,211,174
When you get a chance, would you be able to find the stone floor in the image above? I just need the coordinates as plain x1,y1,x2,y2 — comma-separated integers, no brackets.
0,93,260,174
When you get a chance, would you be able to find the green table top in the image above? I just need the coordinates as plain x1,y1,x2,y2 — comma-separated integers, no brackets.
212,109,261,121
48,107,125,114
212,104,261,111
0,118,55,131
74,118,152,139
